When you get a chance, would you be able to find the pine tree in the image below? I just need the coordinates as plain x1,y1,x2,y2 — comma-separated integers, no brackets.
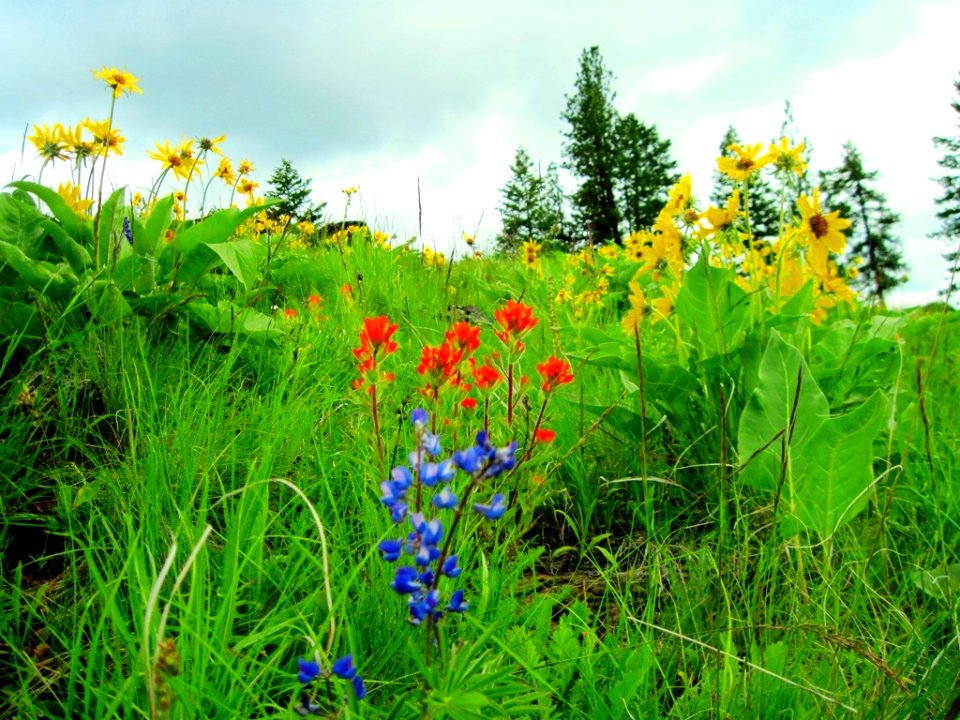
932,73,960,294
496,147,564,254
712,125,780,241
819,141,907,304
265,158,325,223
615,113,679,232
561,46,621,245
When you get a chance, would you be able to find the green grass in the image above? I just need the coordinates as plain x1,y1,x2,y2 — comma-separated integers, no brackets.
1,239,958,719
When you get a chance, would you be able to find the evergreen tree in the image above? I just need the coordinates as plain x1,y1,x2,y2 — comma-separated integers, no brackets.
496,147,563,253
265,158,325,223
561,46,621,245
615,112,679,232
712,125,780,241
819,141,907,304
932,73,960,294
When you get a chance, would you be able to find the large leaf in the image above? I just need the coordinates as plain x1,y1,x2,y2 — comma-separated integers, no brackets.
0,192,47,249
738,330,887,538
786,392,886,537
675,253,750,360
6,180,91,247
140,194,176,257
173,203,272,255
206,238,259,291
96,187,126,268
0,240,78,297
738,330,829,493
41,218,92,275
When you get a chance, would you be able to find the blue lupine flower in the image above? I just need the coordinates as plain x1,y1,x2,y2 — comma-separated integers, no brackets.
389,501,408,523
122,216,133,244
418,568,435,587
441,555,461,578
421,459,456,486
391,466,413,490
378,539,403,561
447,589,469,612
297,657,321,683
432,486,457,509
331,654,357,680
411,408,428,428
352,675,368,700
473,493,508,520
380,480,403,506
420,431,442,457
416,543,440,566
391,566,421,594
408,588,441,624
421,518,443,546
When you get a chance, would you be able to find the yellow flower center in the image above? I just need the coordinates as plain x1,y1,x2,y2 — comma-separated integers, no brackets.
737,158,754,171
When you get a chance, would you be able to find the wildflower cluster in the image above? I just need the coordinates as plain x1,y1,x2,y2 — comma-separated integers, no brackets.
351,316,399,393
295,653,367,714
378,409,515,626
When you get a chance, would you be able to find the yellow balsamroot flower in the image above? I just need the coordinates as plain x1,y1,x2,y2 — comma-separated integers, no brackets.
373,230,391,249
768,137,807,176
56,182,93,216
342,186,358,197
463,232,475,247
56,123,95,162
651,282,679,325
148,140,191,180
237,178,259,197
92,67,143,98
622,279,649,335
700,190,741,236
423,246,446,268
597,244,619,260
555,288,573,304
197,134,227,155
83,118,125,156
663,173,693,216
601,263,615,276
624,230,650,263
796,187,851,271
27,124,69,162
237,159,255,176
521,240,542,275
214,157,236,185
717,143,773,181
640,220,684,280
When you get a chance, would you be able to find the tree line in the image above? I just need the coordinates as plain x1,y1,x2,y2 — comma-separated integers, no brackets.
497,47,960,304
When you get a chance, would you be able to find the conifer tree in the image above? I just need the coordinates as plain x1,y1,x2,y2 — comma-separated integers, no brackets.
561,46,621,245
496,147,564,253
819,141,907,304
932,73,960,294
615,112,679,232
265,158,325,223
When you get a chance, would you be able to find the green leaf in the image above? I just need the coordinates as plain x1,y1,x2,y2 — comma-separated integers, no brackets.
206,238,259,291
173,203,273,255
786,391,886,537
96,187,126,267
6,180,91,247
675,252,750,360
0,240,77,296
41,218,92,275
738,330,829,494
140,194,176,256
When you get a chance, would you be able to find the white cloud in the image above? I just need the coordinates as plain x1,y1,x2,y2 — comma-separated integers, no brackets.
638,53,730,96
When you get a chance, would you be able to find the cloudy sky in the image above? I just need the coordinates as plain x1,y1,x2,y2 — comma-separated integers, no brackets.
2,0,959,305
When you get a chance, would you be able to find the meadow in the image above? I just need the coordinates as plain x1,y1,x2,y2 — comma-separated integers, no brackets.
0,68,958,719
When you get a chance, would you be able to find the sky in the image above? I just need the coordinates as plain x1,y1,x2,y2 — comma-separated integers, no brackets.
2,0,959,306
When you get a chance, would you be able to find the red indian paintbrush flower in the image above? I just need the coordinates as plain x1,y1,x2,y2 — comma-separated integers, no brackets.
493,300,538,351
445,321,481,354
353,316,399,360
536,356,574,392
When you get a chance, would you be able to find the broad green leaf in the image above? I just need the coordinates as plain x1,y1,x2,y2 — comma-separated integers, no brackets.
206,238,259,291
141,194,176,257
786,391,886,537
96,187,126,268
675,253,749,359
112,255,153,292
0,191,47,249
85,280,131,324
173,203,273,255
0,299,42,341
738,330,829,493
7,180,90,246
0,240,77,296
41,218,92,275
912,563,960,603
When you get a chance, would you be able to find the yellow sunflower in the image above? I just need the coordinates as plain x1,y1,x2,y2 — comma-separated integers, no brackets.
796,187,851,270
